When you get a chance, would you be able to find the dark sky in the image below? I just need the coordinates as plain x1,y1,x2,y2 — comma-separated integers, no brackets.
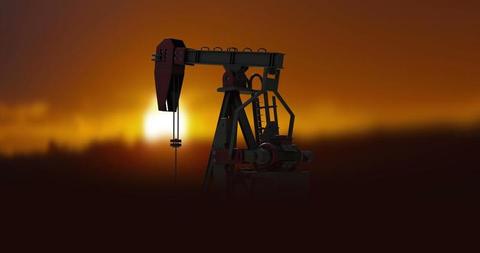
0,0,479,153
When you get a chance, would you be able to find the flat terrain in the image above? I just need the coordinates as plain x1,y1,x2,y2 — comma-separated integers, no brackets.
1,126,478,205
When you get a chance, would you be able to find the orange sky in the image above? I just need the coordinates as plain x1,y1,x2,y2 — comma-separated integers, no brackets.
1,0,479,154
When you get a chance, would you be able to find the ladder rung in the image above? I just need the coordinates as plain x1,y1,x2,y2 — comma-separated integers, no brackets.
259,106,276,109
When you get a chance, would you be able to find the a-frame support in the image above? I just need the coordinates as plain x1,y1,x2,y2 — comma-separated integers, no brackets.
202,90,258,197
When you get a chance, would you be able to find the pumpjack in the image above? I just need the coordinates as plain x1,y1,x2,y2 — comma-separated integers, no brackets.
153,38,311,198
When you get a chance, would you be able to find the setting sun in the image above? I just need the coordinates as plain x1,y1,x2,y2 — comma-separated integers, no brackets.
143,98,188,141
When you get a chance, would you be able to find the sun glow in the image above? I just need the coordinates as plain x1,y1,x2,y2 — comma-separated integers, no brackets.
143,98,188,141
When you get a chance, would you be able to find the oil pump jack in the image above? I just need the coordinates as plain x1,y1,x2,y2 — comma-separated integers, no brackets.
153,38,311,198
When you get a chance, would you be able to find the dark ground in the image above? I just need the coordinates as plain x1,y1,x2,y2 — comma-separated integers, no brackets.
1,125,478,202
1,126,479,245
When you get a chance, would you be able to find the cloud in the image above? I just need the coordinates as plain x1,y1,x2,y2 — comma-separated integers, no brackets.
0,102,49,123
0,101,143,155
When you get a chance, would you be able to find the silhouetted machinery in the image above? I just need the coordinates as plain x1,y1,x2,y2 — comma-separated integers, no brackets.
153,38,311,198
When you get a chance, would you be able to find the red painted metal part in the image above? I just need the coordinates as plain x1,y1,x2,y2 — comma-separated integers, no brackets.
222,68,249,88
259,142,279,166
154,39,186,111
213,149,245,164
